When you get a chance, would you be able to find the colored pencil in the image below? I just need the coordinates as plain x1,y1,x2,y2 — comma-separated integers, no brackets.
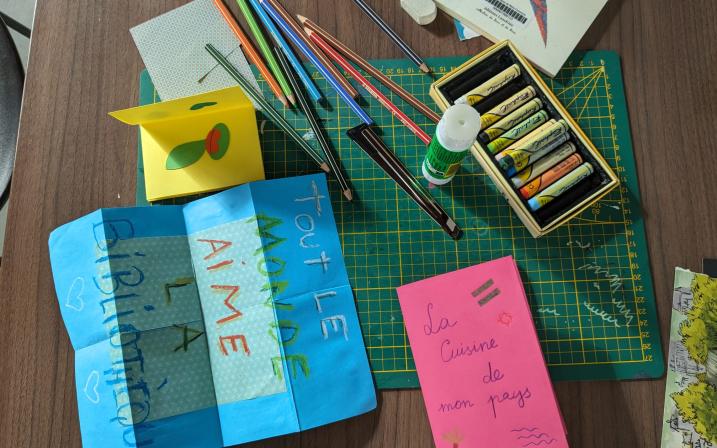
212,0,288,107
235,0,295,105
206,44,330,173
298,15,440,124
259,0,373,125
259,0,359,99
276,48,353,201
308,29,431,145
352,0,430,73
247,0,322,103
347,124,462,240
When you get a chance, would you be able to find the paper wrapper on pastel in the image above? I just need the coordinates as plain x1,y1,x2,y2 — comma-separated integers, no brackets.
129,0,261,107
48,174,377,448
109,86,265,202
397,256,568,448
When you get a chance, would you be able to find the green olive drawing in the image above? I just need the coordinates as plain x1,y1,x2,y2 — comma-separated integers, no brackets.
165,123,230,170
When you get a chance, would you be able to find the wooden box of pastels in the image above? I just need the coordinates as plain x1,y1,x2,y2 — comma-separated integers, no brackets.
429,41,619,237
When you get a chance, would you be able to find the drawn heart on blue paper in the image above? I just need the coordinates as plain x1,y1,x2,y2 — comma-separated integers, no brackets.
83,370,100,404
64,277,85,312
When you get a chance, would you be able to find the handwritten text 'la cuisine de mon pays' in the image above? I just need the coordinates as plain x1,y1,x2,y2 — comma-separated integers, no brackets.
423,303,531,419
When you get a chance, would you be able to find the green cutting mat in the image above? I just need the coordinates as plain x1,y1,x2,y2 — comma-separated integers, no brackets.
136,51,664,388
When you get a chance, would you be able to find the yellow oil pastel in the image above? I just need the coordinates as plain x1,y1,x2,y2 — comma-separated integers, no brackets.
110,86,264,202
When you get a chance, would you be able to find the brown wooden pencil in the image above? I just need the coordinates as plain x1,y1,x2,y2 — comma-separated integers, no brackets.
298,15,440,124
352,0,430,74
261,0,359,99
275,47,353,201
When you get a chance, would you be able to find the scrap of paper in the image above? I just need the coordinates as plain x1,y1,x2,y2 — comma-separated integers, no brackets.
397,256,568,448
48,174,376,448
454,19,480,41
129,0,261,106
661,268,717,447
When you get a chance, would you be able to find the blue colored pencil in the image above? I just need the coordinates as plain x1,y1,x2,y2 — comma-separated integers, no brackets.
247,0,322,103
258,0,373,125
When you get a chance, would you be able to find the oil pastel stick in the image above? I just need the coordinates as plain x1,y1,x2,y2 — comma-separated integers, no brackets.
494,119,557,166
446,51,510,100
519,153,583,199
503,132,570,177
510,142,577,188
528,162,594,211
479,86,536,129
474,81,524,115
478,98,543,143
496,119,569,173
455,64,521,106
486,110,549,154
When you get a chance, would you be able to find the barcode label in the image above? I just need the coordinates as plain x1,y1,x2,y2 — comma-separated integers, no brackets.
484,0,528,24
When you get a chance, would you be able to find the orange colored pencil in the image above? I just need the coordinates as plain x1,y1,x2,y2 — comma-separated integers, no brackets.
212,0,288,107
308,29,431,145
299,15,440,124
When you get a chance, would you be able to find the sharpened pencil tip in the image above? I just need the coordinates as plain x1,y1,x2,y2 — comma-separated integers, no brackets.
343,189,353,201
296,14,307,23
320,162,331,173
419,63,431,74
278,94,289,107
287,93,297,106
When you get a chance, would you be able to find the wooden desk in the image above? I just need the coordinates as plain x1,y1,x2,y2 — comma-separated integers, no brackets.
1,0,716,446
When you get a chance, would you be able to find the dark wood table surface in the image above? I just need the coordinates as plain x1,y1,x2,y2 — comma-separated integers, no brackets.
1,0,716,446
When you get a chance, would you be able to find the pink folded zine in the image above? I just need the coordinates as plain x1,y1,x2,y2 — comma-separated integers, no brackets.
397,256,568,448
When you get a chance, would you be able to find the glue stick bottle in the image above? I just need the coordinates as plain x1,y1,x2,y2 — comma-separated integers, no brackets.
422,104,482,185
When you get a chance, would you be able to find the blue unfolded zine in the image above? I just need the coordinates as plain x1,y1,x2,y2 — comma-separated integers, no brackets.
48,174,376,447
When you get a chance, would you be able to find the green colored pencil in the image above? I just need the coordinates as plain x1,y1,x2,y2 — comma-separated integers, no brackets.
235,0,296,105
206,44,329,173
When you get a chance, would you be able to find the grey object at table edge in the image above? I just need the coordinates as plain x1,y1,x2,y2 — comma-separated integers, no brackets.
0,14,24,208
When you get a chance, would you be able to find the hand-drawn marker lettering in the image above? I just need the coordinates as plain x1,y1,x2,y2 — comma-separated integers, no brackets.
295,213,320,248
320,315,349,340
94,266,145,294
299,233,319,248
294,214,315,232
172,324,205,352
212,285,243,324
304,251,331,272
197,239,233,260
313,291,337,312
250,214,286,254
294,180,325,216
219,334,250,356
272,354,310,380
163,277,194,304
270,320,300,346
94,219,135,251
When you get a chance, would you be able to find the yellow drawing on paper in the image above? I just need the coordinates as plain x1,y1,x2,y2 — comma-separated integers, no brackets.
110,86,264,202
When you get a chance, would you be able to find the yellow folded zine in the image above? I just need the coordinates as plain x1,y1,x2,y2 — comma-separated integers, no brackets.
110,86,265,202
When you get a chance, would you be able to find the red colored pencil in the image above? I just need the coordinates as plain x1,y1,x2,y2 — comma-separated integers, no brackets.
307,28,431,145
